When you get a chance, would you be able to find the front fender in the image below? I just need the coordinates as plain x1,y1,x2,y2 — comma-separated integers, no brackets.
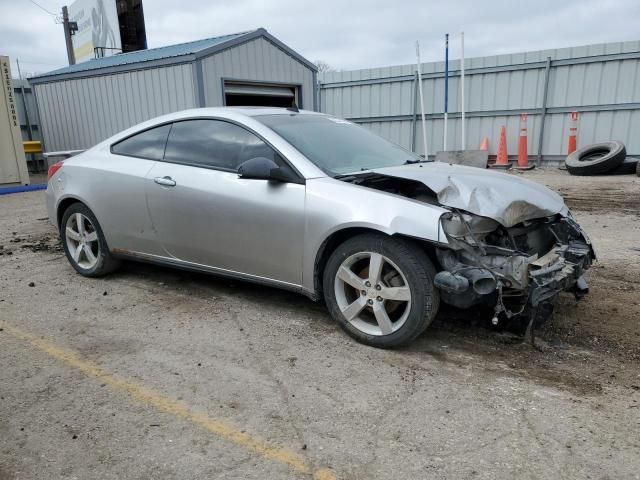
302,177,449,293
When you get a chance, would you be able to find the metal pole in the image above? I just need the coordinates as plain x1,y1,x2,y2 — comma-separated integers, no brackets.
443,33,449,151
460,32,466,150
537,56,552,166
411,71,418,152
62,6,76,65
416,41,429,159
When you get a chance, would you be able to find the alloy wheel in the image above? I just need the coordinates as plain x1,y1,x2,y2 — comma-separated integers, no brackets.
65,212,100,270
334,251,412,336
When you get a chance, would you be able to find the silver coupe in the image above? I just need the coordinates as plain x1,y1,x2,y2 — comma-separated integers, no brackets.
46,107,594,347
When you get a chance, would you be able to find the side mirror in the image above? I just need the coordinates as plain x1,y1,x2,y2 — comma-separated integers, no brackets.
238,157,289,182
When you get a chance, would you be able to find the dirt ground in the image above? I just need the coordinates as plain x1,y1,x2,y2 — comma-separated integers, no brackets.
1,168,639,479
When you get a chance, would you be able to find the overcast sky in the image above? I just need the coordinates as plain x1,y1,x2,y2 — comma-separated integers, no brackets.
1,0,639,77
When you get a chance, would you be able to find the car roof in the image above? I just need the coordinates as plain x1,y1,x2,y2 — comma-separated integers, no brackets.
96,107,327,153
222,107,323,117
196,106,323,117
93,106,329,179
108,108,325,135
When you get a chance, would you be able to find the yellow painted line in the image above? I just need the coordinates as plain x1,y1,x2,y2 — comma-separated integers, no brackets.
0,321,336,480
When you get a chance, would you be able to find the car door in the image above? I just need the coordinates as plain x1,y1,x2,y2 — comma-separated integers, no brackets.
97,123,171,256
144,118,306,286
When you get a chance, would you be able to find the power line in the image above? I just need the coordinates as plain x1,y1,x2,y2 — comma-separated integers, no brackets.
25,0,58,17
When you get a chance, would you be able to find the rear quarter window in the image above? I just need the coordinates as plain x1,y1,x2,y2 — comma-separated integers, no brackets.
111,124,172,160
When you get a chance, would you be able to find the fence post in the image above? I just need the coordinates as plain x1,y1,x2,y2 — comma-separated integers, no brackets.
536,56,552,166
411,71,418,152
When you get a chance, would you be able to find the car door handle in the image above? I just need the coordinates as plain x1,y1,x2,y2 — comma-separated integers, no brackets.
154,176,176,187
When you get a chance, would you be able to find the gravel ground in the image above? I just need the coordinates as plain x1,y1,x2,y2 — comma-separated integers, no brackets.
1,169,639,480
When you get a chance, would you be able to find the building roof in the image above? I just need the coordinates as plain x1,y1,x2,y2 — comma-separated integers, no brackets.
30,28,317,83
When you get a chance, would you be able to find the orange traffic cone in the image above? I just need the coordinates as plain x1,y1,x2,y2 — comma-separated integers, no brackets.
516,113,534,170
490,126,510,169
568,111,578,154
479,136,489,151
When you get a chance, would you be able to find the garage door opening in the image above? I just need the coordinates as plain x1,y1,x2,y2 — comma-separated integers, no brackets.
224,82,298,108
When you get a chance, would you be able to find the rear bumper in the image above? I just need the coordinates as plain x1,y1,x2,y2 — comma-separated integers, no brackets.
45,183,57,227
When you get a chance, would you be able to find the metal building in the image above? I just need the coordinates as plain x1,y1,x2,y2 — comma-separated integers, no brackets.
320,40,640,162
29,28,318,152
13,79,45,172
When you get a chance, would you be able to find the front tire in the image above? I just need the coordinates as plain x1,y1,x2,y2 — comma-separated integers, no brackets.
323,233,439,348
60,203,120,277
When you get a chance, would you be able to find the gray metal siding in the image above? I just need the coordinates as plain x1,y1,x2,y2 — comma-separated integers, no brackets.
13,80,41,142
320,41,640,159
33,35,316,153
34,64,196,151
200,37,314,109
12,80,44,170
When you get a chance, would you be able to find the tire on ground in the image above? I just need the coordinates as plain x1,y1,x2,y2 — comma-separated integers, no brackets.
323,233,439,348
609,157,639,175
565,141,626,176
60,202,121,277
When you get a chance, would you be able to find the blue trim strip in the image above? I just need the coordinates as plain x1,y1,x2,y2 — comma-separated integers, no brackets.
0,184,47,195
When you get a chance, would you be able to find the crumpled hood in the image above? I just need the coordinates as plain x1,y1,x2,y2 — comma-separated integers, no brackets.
371,163,567,227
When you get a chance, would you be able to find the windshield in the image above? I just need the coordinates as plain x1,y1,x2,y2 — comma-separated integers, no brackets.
255,114,422,176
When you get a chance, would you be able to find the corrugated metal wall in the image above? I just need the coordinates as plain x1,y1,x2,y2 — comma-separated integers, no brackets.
320,40,640,160
33,64,197,151
14,79,41,142
32,36,316,153
200,37,315,110
13,79,45,170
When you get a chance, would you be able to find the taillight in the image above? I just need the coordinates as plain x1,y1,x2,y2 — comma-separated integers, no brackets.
47,160,64,180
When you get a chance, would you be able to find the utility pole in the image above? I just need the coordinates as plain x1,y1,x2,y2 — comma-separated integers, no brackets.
62,6,77,65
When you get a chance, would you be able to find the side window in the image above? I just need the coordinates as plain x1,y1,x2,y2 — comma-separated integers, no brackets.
163,119,283,171
111,124,171,160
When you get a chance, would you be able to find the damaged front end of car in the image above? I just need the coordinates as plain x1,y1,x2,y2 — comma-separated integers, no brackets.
336,165,595,333
436,209,595,328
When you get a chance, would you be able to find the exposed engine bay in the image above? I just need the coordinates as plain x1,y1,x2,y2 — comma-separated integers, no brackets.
340,172,595,330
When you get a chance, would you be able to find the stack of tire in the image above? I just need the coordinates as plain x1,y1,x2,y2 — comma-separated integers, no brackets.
565,141,639,176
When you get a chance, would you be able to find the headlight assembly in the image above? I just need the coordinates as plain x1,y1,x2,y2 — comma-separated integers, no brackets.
440,212,499,240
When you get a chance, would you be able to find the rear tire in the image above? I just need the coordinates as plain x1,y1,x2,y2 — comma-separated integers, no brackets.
60,203,120,277
323,233,439,348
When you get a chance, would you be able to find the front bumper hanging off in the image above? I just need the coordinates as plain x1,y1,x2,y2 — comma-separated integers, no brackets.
527,215,594,307
528,240,593,306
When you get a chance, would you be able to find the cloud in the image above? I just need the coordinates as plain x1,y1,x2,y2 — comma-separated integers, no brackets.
1,0,639,77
